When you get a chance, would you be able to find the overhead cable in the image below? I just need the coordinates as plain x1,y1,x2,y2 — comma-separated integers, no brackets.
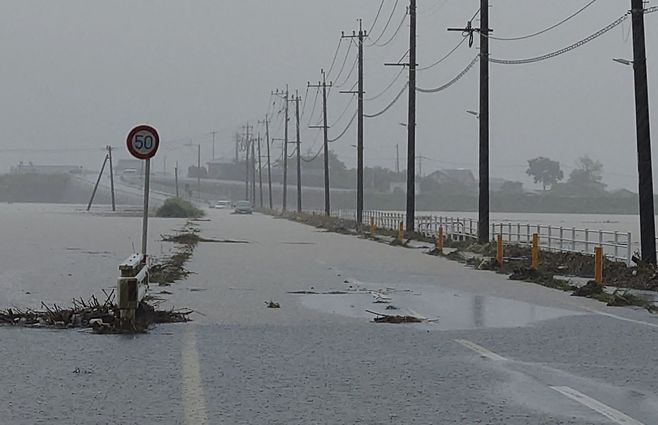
325,39,343,78
364,83,408,118
368,0,386,34
489,12,630,65
418,36,469,71
365,67,405,101
372,12,407,48
417,55,479,93
367,0,400,46
328,111,358,142
487,0,599,41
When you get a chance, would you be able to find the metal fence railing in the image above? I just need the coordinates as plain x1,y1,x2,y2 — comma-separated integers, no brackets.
354,210,634,265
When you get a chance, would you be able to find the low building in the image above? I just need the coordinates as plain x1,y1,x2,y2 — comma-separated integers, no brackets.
11,162,83,175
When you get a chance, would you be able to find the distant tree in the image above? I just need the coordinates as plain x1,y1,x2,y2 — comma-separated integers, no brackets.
568,156,604,186
526,157,563,191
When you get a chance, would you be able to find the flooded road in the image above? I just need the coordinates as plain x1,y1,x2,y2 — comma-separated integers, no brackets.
1,204,658,424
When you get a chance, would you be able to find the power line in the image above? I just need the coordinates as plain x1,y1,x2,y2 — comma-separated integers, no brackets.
325,39,343,78
331,39,355,83
328,111,357,142
489,12,630,65
305,87,321,127
367,0,400,46
416,55,479,93
368,0,386,34
365,67,405,101
487,0,600,41
331,93,356,127
372,12,407,48
418,36,468,71
364,83,408,118
335,50,359,88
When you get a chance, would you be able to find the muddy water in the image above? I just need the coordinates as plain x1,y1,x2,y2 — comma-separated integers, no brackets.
300,280,583,331
0,203,185,308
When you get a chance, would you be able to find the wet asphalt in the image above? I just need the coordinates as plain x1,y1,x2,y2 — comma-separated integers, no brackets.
2,206,658,424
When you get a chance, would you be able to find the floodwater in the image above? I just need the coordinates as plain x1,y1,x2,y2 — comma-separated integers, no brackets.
0,203,185,308
299,280,583,331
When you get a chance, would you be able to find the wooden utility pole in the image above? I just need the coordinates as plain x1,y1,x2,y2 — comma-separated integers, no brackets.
309,70,333,216
243,124,251,200
449,1,491,243
211,130,216,160
341,20,367,226
272,86,290,212
631,0,656,264
260,115,273,209
257,132,263,208
175,161,179,197
396,144,400,173
87,153,109,211
406,0,417,233
294,90,303,213
251,136,256,205
234,132,240,163
107,145,116,211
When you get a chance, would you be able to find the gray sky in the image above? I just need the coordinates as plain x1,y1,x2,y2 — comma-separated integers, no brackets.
0,0,656,190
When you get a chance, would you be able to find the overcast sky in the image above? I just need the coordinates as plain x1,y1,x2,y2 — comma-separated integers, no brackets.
0,0,656,190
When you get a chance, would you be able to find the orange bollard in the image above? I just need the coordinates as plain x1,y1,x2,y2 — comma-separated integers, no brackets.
496,234,503,267
398,221,404,241
436,226,444,254
594,246,603,285
531,233,539,271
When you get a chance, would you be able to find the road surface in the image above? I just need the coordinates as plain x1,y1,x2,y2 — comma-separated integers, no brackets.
2,207,658,424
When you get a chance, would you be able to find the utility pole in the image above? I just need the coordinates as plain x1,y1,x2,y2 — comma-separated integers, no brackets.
396,144,400,173
87,153,109,211
294,90,302,213
309,70,333,216
107,145,116,211
251,136,256,205
631,0,656,264
175,160,179,197
196,144,201,199
234,132,240,163
449,0,491,243
260,115,273,209
341,20,367,226
242,124,251,200
211,130,216,160
273,86,290,212
257,132,263,208
407,0,417,233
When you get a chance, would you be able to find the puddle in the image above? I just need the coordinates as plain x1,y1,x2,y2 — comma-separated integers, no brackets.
298,282,583,331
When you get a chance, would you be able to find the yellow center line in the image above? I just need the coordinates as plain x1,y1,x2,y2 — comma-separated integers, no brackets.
182,326,209,425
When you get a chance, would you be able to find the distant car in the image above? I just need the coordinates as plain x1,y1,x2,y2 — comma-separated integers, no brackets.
213,200,232,209
234,200,253,214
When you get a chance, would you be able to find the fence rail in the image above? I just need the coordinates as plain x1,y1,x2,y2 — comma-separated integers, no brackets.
329,209,634,265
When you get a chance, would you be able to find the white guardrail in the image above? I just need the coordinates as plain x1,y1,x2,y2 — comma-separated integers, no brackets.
326,209,634,266
117,253,149,323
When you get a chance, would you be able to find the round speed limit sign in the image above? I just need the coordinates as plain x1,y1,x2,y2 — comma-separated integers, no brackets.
126,125,160,160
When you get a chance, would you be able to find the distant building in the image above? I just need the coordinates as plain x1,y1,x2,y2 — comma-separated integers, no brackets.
207,158,243,180
426,169,477,189
11,162,83,175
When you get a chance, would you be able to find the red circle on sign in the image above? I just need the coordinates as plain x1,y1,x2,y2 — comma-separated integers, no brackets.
126,125,160,160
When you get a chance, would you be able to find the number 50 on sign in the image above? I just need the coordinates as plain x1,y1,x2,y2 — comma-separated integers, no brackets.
126,125,160,160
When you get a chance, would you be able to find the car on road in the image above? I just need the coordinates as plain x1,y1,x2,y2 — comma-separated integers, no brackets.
233,200,253,214
212,200,232,209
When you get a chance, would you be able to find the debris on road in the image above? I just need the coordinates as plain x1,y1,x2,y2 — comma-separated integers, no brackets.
0,290,192,333
265,300,281,308
366,310,424,324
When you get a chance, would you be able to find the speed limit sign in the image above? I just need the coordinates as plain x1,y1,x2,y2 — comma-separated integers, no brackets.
126,125,160,160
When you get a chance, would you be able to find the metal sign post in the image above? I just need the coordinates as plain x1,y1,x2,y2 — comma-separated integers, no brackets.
126,125,160,259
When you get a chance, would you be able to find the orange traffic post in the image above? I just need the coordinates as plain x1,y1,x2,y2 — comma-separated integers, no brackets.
436,226,444,254
531,233,539,271
496,234,503,267
594,246,603,285
398,221,404,241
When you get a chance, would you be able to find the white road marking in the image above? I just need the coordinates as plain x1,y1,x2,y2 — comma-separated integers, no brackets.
454,339,507,361
551,386,645,425
584,307,658,329
182,326,209,425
